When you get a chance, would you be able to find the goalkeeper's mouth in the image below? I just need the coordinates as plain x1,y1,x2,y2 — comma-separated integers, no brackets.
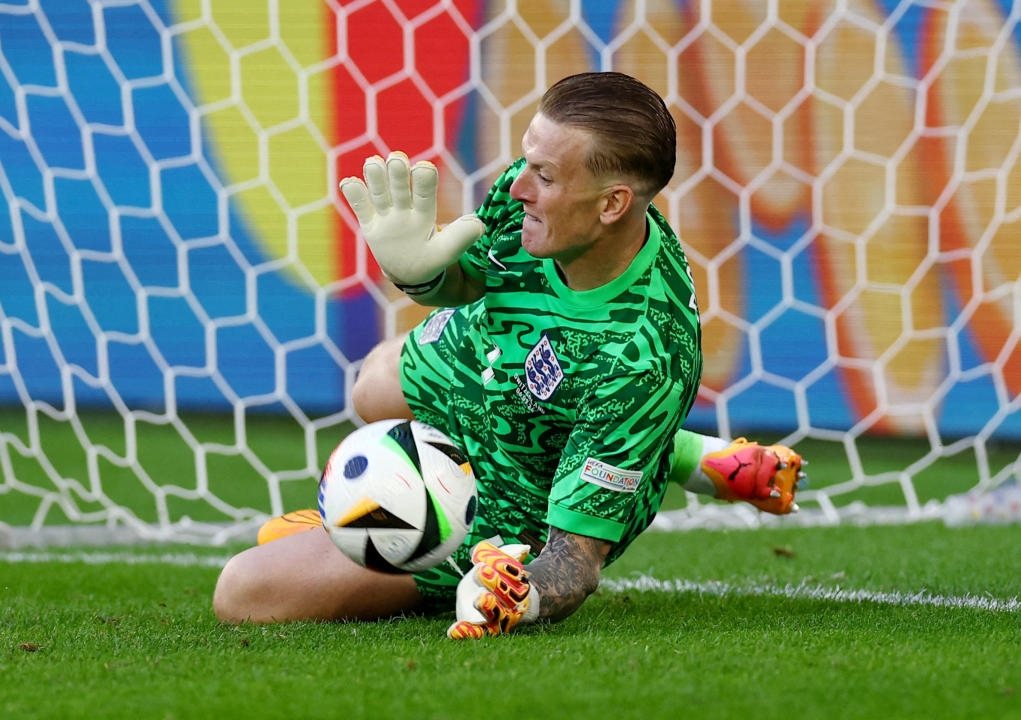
520,213,545,255
521,213,544,242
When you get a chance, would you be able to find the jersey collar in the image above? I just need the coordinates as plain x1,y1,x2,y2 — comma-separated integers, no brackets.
541,213,663,305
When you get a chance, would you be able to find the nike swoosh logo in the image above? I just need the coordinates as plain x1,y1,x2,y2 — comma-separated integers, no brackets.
487,247,507,270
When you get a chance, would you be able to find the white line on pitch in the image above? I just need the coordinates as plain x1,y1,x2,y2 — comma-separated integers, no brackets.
0,550,232,568
4,551,1018,613
601,575,1021,613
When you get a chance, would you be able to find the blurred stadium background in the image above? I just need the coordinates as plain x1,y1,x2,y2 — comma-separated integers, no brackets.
0,0,1018,544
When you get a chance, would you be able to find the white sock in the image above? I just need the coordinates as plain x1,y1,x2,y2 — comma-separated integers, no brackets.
673,431,730,498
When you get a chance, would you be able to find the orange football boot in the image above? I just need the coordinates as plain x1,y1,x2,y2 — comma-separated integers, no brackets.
256,509,322,545
702,438,806,514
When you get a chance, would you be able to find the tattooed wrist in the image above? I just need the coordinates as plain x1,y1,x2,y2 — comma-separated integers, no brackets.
526,529,609,622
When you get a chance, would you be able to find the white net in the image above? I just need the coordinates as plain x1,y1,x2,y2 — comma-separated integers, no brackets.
0,0,1019,546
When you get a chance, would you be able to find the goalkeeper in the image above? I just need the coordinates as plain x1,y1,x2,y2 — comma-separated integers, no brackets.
213,72,805,637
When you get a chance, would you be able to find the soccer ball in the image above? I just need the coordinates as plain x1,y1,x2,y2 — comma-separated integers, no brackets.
317,419,478,573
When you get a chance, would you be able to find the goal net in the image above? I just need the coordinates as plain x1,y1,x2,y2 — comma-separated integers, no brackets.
1,0,1019,546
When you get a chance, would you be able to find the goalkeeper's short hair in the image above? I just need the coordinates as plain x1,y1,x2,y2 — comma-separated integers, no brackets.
538,71,676,198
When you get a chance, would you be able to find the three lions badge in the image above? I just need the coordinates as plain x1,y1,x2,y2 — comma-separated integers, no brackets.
524,334,564,401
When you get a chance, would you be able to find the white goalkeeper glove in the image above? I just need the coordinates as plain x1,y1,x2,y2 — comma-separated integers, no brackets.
339,152,485,295
446,542,540,640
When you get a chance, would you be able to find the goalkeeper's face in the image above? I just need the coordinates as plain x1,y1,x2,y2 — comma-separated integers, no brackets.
510,114,616,266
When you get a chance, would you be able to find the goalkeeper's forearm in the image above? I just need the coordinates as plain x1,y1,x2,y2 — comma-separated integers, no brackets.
401,260,485,308
526,528,609,622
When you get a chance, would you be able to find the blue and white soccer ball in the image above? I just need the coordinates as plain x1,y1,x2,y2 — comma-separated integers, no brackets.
318,419,478,573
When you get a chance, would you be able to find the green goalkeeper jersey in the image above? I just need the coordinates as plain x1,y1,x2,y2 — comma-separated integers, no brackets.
401,158,702,582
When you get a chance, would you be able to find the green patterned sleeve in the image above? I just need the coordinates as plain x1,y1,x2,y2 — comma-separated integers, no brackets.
458,158,526,281
546,364,686,543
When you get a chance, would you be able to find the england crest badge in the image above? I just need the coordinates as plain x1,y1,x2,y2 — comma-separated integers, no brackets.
523,334,564,401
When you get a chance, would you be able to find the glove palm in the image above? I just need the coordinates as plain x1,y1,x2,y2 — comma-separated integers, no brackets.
339,153,485,288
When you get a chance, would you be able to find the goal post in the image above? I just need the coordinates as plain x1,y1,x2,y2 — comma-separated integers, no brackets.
0,0,1019,546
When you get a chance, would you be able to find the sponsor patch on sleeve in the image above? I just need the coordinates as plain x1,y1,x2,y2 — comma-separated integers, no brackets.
579,458,643,493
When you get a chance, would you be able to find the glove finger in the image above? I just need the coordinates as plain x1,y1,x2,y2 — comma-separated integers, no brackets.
386,152,413,210
475,590,506,622
338,178,375,227
476,592,524,634
454,576,489,626
476,556,527,585
499,543,532,562
362,155,391,213
446,620,490,640
470,541,532,607
471,541,530,565
410,162,439,217
433,215,486,259
478,563,530,606
472,542,529,576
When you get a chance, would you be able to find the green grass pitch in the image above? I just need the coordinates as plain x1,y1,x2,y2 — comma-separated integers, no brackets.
2,524,1020,720
1,407,1020,718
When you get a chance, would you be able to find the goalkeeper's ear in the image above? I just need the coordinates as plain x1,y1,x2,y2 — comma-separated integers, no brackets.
598,184,635,225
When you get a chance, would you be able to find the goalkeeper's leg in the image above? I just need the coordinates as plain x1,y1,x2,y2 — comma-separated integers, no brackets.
351,332,415,423
669,429,805,515
213,526,422,623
